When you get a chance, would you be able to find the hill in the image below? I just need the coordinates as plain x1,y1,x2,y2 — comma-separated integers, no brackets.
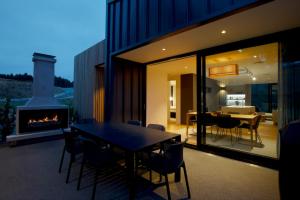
0,78,64,99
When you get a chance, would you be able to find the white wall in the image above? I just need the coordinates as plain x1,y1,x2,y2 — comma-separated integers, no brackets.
146,67,168,128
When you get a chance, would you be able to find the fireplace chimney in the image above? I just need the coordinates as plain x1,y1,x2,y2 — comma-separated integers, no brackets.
25,53,60,107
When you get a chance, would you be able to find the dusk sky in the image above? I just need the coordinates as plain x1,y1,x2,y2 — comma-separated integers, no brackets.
0,0,106,81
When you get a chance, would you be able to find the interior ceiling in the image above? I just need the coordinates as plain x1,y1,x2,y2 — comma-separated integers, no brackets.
118,0,300,63
148,42,278,86
206,42,278,85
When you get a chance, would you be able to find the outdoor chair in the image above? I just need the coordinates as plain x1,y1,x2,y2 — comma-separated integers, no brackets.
58,128,83,184
77,139,121,200
216,114,240,144
127,120,142,126
145,142,191,200
238,115,262,143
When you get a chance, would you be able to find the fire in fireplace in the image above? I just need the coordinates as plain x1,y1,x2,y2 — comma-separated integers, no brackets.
18,109,68,134
28,114,59,128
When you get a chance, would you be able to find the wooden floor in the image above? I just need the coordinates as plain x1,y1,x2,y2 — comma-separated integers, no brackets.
167,120,278,158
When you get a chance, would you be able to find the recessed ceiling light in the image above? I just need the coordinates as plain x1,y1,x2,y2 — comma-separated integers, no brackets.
253,55,257,58
252,77,256,81
238,49,243,53
162,48,166,51
221,30,227,34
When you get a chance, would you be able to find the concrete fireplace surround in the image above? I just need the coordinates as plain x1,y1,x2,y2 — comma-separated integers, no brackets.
7,53,68,142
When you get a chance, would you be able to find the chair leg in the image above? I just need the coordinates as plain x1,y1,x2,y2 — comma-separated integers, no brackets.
58,145,66,173
165,174,171,200
77,156,86,190
66,155,73,184
92,169,99,200
182,163,191,199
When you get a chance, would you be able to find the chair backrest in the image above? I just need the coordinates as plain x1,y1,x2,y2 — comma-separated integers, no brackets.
163,142,184,173
217,114,240,128
62,129,78,153
82,139,110,166
127,120,142,126
147,124,165,131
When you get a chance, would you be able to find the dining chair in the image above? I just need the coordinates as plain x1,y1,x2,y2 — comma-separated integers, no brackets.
199,113,218,135
145,142,191,200
77,139,121,200
216,114,240,144
58,128,83,184
238,115,262,143
127,120,142,126
188,110,197,134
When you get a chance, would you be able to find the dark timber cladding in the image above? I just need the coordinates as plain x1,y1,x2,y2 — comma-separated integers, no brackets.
105,0,265,122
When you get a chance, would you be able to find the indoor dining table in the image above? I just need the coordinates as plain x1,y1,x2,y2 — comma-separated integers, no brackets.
71,122,181,199
186,112,258,148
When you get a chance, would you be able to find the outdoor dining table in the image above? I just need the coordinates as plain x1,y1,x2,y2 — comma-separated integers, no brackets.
71,122,181,199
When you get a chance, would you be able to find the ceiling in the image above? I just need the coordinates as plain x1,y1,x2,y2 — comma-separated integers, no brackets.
206,42,278,85
148,43,278,86
118,0,300,63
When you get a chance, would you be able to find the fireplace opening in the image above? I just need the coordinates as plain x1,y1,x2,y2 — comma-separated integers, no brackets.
18,108,68,134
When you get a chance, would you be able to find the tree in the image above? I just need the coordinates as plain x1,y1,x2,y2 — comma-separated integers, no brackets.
0,98,15,142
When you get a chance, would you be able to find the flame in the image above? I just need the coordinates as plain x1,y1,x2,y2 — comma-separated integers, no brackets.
28,115,58,124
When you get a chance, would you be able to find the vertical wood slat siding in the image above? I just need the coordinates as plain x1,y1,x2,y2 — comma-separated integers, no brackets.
74,41,105,120
111,58,145,123
107,0,262,54
93,66,105,122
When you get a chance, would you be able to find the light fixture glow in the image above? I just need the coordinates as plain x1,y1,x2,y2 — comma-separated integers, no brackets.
252,77,256,81
162,48,166,51
253,55,257,58
221,30,227,34
238,49,243,53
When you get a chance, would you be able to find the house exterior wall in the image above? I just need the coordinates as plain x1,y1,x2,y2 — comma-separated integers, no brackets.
106,0,265,55
105,0,266,121
74,41,105,120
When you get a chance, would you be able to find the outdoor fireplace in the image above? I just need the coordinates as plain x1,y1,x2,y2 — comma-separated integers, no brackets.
18,108,68,134
15,53,68,136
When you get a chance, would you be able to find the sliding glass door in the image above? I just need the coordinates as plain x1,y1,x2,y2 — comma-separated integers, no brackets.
200,43,279,159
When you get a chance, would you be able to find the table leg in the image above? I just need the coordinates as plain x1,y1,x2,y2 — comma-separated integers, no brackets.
126,152,136,200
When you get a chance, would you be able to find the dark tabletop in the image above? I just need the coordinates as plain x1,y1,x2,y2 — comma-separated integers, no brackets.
71,122,180,152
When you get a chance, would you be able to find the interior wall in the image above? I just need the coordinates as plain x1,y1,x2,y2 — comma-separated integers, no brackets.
147,66,168,128
206,78,220,111
168,75,181,124
225,84,252,105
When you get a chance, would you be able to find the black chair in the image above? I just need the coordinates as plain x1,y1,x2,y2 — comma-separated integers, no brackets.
188,110,197,134
127,120,142,126
77,139,120,200
147,123,166,131
279,120,300,200
238,115,262,143
146,142,191,200
58,128,83,184
216,114,240,144
199,113,218,135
